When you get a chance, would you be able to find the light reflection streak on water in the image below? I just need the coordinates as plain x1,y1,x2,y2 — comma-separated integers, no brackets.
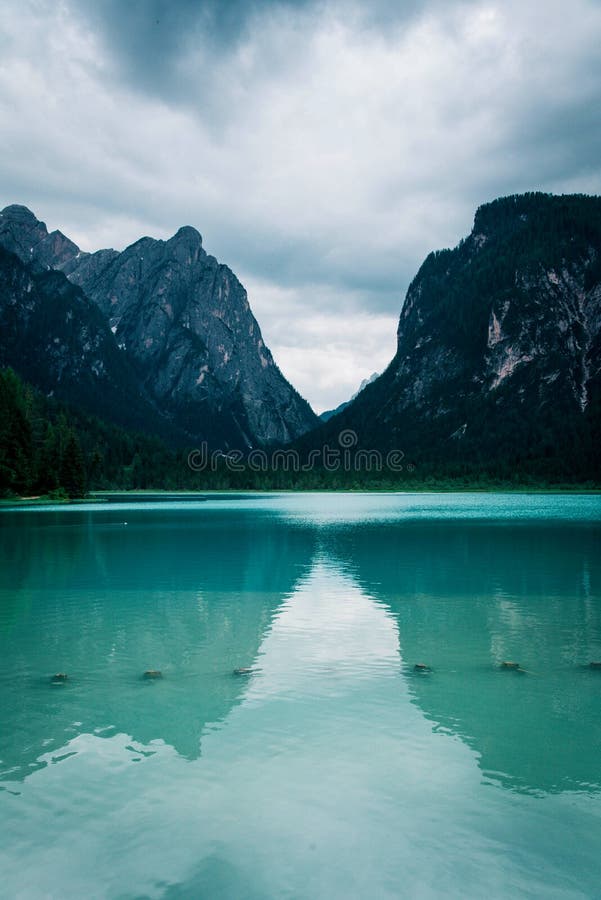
1,495,601,899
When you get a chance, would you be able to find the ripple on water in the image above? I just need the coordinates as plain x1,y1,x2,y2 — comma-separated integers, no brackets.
1,494,600,898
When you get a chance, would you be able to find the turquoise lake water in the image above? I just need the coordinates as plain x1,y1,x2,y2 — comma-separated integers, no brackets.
1,492,600,899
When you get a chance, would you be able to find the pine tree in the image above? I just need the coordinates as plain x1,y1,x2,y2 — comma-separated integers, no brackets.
0,369,35,495
60,431,86,499
88,445,104,490
37,423,60,493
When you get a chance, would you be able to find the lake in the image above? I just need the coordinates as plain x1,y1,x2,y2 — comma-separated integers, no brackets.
1,492,600,898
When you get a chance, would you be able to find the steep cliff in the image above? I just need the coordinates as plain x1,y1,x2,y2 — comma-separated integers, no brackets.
0,245,177,440
0,205,318,448
318,194,601,478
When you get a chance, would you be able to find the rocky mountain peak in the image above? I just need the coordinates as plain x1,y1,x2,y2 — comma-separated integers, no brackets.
171,224,203,245
314,192,601,480
0,204,80,271
0,205,318,448
1,204,39,223
165,225,205,266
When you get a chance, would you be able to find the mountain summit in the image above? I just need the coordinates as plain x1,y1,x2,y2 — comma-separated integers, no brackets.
0,206,318,448
315,193,601,480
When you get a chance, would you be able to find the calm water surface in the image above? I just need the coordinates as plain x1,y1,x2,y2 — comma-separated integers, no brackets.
1,492,600,898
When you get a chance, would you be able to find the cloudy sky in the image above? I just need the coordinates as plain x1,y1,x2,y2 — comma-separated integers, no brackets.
1,0,601,411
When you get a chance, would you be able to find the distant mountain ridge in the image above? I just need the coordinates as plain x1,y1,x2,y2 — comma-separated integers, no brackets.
319,373,379,422
0,205,318,448
311,193,601,480
2,193,600,482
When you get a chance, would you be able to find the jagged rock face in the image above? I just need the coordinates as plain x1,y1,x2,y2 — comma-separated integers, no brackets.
65,227,317,448
0,246,177,439
319,194,601,476
0,205,80,272
0,206,318,448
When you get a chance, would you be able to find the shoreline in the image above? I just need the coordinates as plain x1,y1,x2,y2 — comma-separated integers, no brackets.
1,485,601,509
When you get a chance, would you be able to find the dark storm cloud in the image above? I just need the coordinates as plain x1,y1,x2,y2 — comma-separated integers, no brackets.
75,0,477,102
76,0,317,97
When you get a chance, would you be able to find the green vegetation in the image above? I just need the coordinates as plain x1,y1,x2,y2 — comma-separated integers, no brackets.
0,368,176,499
417,192,601,355
2,194,600,500
0,368,86,498
311,192,601,486
1,367,598,501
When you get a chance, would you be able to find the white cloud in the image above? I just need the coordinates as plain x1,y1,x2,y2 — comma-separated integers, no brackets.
240,276,397,411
